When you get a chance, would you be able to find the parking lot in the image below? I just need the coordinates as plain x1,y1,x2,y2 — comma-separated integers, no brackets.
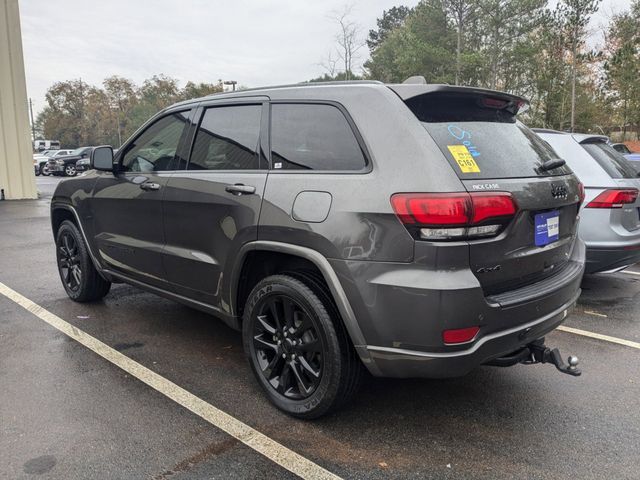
1,176,639,479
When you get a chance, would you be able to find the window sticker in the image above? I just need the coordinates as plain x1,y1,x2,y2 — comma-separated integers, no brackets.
447,125,481,157
447,145,481,173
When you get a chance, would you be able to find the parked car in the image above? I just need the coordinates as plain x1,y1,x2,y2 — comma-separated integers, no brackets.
34,149,74,176
535,130,640,273
611,143,640,165
51,81,584,418
46,147,94,176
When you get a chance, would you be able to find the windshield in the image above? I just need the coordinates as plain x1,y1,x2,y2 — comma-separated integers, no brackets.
422,121,572,179
581,142,638,179
70,148,85,156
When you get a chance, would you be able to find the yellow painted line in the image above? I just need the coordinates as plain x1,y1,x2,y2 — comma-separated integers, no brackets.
0,282,341,480
557,325,640,350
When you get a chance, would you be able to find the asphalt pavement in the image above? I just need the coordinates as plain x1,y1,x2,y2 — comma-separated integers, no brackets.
1,176,638,479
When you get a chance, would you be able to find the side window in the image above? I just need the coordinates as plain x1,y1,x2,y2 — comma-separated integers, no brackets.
270,103,366,171
188,105,261,170
122,111,189,172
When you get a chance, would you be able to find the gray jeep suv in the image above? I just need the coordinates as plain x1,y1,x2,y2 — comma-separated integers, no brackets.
51,81,585,418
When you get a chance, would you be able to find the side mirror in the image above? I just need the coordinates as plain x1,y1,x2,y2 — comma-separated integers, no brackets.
91,146,115,172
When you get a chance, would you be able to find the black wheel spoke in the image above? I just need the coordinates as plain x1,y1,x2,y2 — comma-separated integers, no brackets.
297,355,321,378
297,337,320,353
256,314,276,335
253,334,278,352
268,302,283,331
282,297,295,329
263,354,284,380
277,363,292,394
290,362,312,395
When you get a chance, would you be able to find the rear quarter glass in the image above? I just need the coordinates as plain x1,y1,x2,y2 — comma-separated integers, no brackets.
581,142,638,179
422,121,572,180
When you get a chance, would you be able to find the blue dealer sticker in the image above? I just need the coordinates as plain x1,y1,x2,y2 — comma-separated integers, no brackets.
534,210,559,246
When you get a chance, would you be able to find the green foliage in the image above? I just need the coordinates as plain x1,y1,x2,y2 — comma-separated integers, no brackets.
38,75,223,148
367,6,413,52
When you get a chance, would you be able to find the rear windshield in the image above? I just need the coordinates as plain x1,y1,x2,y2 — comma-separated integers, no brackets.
408,93,572,179
581,142,638,179
423,121,571,179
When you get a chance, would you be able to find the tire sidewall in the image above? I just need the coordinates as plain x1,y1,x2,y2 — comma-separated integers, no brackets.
243,278,342,418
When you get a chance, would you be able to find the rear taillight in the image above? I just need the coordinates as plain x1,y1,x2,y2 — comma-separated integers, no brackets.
586,189,638,209
391,192,517,241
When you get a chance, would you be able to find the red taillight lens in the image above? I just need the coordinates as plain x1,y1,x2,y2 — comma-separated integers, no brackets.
443,326,480,345
391,192,517,240
470,193,517,223
391,194,471,226
586,189,638,209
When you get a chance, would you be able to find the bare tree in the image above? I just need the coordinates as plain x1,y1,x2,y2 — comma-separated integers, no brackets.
329,5,366,80
319,50,339,78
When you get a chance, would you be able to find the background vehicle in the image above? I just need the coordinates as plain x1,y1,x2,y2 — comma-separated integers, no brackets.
33,139,60,152
51,81,584,418
47,146,94,176
536,130,640,273
611,143,640,166
34,149,73,175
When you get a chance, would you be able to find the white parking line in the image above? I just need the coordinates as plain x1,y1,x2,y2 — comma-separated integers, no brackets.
622,270,640,277
557,325,640,350
0,282,341,480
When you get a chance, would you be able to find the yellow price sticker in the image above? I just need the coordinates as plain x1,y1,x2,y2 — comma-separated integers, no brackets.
447,145,480,173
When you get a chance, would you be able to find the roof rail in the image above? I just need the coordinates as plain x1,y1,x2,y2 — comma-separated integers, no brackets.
203,80,383,98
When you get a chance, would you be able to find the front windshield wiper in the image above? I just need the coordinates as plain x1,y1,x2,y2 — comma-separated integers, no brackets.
539,158,566,172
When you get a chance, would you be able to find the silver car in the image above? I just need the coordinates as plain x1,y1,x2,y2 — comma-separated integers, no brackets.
535,129,640,273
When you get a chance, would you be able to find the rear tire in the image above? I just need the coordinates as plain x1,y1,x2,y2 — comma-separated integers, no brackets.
56,220,111,302
242,274,363,419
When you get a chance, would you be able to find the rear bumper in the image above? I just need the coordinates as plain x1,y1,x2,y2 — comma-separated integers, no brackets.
366,291,578,378
586,245,640,273
330,239,585,378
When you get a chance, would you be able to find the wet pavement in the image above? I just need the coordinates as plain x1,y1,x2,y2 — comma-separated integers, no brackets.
1,176,638,479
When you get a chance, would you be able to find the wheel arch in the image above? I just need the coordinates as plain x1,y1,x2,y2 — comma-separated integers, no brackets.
51,204,107,281
230,241,377,371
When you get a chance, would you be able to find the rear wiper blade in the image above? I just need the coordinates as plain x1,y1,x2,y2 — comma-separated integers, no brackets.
539,158,566,172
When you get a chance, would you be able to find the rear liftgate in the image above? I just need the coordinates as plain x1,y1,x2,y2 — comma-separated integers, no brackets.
486,338,581,377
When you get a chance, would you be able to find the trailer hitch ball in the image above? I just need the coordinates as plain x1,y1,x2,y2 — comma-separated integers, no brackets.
568,355,579,371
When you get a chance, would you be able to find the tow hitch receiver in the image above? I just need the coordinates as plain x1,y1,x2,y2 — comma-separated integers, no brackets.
487,338,581,376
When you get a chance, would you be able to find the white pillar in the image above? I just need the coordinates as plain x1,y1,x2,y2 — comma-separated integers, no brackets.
0,0,37,200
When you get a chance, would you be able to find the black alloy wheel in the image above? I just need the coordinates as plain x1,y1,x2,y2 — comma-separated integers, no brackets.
55,220,111,302
252,294,324,399
243,274,364,419
58,231,82,293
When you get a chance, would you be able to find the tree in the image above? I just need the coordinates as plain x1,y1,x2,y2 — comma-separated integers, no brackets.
103,76,138,147
603,2,640,139
366,6,413,53
443,0,477,85
364,1,455,83
180,80,224,100
328,5,366,80
560,0,601,131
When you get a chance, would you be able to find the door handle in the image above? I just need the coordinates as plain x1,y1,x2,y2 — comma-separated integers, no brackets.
140,182,161,191
225,184,256,195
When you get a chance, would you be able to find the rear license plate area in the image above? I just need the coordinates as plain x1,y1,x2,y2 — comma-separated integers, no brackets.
534,210,559,246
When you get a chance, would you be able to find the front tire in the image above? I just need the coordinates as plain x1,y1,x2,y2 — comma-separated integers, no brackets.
242,274,363,419
64,164,76,177
56,220,111,302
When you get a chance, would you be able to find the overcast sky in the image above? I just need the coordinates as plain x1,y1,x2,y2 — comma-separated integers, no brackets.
19,0,631,116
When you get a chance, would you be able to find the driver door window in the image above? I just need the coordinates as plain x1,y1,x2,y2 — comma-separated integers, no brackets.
121,111,190,172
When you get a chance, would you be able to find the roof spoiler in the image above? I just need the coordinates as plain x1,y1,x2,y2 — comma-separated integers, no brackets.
387,83,529,114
